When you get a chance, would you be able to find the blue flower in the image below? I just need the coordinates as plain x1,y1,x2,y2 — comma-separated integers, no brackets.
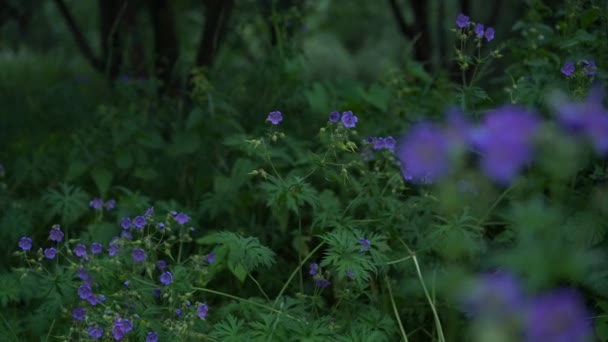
91,242,103,255
160,271,173,286
329,111,340,123
267,111,283,125
456,13,469,28
175,213,190,225
146,332,159,342
341,111,358,129
104,199,116,211
484,27,495,41
132,248,147,262
73,307,86,321
89,197,103,210
207,251,216,264
315,279,332,288
44,247,57,259
197,303,209,319
120,217,132,230
74,244,87,258
358,237,371,252
88,326,104,339
475,23,485,37
49,225,64,242
561,62,575,77
309,263,319,276
18,237,32,251
133,216,146,230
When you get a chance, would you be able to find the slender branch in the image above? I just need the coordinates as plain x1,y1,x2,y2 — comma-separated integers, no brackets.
52,0,103,72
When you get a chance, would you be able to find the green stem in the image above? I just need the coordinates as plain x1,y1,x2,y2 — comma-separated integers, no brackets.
478,185,515,225
412,255,445,342
274,242,326,307
385,275,409,342
192,286,303,322
248,273,270,301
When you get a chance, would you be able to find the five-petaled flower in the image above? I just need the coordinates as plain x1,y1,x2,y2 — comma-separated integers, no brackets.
133,216,146,230
146,332,159,342
160,271,173,286
484,27,495,41
341,111,358,128
44,247,57,259
91,242,103,255
121,217,132,230
19,237,33,251
456,13,469,28
175,213,190,225
561,61,575,77
74,244,87,258
73,307,86,321
49,225,64,242
359,237,371,252
132,248,147,262
89,197,103,210
88,326,104,340
267,111,283,125
329,111,340,123
475,23,485,37
105,199,116,211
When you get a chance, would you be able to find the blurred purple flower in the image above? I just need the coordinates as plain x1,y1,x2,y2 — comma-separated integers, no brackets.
197,303,209,319
309,263,319,276
472,105,540,184
108,243,119,257
384,136,396,150
267,111,283,125
371,137,385,150
359,237,371,252
133,216,146,230
49,225,64,242
157,260,167,271
484,27,495,41
78,285,92,300
124,280,130,287
144,207,154,217
176,309,182,317
525,289,593,342
561,62,575,77
76,268,90,280
583,60,597,76
121,217,132,230
74,244,87,258
475,23,485,37
346,269,355,279
88,326,104,339
91,242,102,255
44,247,57,259
104,199,116,211
456,14,469,28
19,237,32,251
175,213,189,225
146,332,159,342
89,197,103,210
461,271,525,319
315,279,332,288
121,231,133,240
341,111,358,128
73,307,86,321
396,122,452,184
132,248,147,262
160,271,173,286
112,318,133,340
329,111,340,123
207,251,216,264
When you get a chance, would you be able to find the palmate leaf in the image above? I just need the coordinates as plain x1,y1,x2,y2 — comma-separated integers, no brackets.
210,315,249,342
198,232,275,282
260,175,319,216
42,183,89,225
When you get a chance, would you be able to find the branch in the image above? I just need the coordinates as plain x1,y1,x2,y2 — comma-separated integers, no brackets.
52,0,103,72
387,0,414,38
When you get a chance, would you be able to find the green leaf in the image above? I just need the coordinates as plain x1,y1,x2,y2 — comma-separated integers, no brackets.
65,160,88,181
166,133,202,156
91,168,113,196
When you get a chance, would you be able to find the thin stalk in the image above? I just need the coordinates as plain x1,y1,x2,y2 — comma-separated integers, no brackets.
274,242,326,307
412,255,445,342
248,273,270,301
385,275,409,342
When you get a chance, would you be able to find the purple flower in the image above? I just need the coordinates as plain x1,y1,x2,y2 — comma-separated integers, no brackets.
108,243,119,257
133,216,146,230
583,60,597,75
18,237,32,251
561,61,575,77
525,289,593,342
396,122,452,184
329,111,340,123
207,251,216,264
73,307,86,321
341,111,358,129
124,280,130,287
76,268,90,281
88,326,104,339
132,248,147,262
158,223,165,230
78,285,93,300
91,242,102,255
87,294,105,306
146,332,159,342
121,230,133,240
456,13,469,28
112,318,133,340
361,147,374,161
176,309,182,317
160,271,173,286
157,260,167,271
267,111,283,125
484,27,495,41
309,263,319,276
144,207,154,217
105,199,116,211
461,271,525,319
175,213,189,225
74,244,87,258
89,197,103,210
120,217,132,230
472,105,540,184
315,279,332,288
197,303,209,319
346,269,355,278
359,237,371,252
44,247,57,259
371,137,386,150
384,136,396,150
49,226,64,242
475,23,485,37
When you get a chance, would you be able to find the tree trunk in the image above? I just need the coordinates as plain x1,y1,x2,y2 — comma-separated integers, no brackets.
149,0,179,94
195,0,234,68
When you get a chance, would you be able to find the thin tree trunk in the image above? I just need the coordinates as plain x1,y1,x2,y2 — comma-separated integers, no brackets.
149,0,179,94
99,0,126,80
195,0,234,68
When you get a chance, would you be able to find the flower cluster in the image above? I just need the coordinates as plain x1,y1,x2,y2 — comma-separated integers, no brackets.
561,59,598,77
456,13,495,42
329,110,359,129
366,136,396,151
89,197,116,211
461,271,593,342
395,91,608,185
308,262,331,288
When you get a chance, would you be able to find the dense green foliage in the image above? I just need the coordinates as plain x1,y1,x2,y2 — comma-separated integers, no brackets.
1,0,608,341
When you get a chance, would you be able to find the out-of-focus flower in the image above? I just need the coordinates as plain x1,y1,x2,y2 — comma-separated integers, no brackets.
19,237,33,251
121,217,132,230
74,244,87,258
583,60,597,76
132,248,147,262
456,14,470,28
44,247,57,259
73,307,86,321
49,225,64,242
475,23,485,37
197,303,209,319
561,62,575,77
104,199,116,211
309,263,319,276
484,27,495,41
160,271,173,286
89,198,103,210
267,111,283,125
91,242,103,255
329,111,340,123
461,271,525,320
341,111,358,129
